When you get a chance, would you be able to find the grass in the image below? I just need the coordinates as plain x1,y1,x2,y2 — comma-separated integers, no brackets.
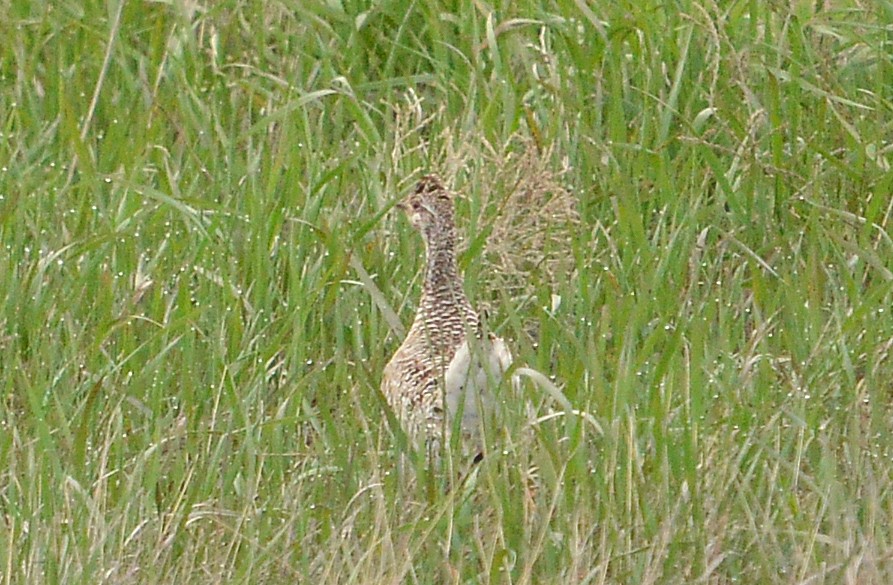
1,0,892,582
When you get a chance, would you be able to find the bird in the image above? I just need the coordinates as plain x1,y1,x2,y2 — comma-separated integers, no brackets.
380,175,515,456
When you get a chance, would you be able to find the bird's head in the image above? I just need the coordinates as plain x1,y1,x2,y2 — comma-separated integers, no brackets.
398,175,455,241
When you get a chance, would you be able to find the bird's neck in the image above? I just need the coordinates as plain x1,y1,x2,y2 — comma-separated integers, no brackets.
410,227,477,353
421,230,464,300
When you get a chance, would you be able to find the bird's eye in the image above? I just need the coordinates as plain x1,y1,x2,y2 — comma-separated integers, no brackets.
411,201,422,211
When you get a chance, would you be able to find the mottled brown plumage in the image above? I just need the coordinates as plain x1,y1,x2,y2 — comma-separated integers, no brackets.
381,175,513,453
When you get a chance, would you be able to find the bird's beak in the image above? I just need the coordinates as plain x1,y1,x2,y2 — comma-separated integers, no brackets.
395,200,408,211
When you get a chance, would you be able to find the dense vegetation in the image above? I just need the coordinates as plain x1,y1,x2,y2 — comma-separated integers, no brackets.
1,1,892,582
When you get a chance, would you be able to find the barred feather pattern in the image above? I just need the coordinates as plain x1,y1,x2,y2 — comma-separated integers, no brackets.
381,175,495,453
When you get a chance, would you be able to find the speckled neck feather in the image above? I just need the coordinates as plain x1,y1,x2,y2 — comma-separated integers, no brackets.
411,180,476,353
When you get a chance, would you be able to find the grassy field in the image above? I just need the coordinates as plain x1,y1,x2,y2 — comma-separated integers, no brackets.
2,0,892,583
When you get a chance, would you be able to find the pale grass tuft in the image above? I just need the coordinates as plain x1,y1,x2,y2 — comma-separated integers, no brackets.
478,139,580,298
